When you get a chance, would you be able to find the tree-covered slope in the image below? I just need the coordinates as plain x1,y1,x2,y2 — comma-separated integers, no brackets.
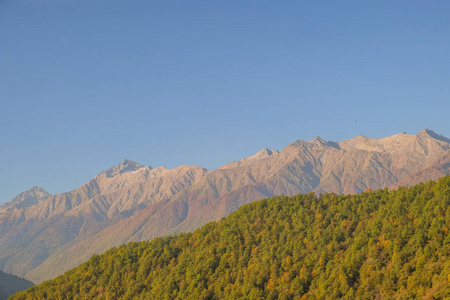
11,176,450,299
3,129,450,284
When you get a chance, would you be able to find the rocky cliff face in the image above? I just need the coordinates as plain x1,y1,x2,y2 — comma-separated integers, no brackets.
1,129,449,283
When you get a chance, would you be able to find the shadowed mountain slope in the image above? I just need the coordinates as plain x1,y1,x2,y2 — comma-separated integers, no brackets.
0,271,34,300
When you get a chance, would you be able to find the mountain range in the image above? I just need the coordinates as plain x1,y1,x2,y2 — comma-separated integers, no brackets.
10,176,450,299
1,129,449,283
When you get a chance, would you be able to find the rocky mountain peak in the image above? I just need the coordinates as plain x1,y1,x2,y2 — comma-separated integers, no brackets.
249,148,279,160
28,186,49,194
101,160,146,178
219,148,279,169
417,128,450,143
0,186,51,212
311,136,328,146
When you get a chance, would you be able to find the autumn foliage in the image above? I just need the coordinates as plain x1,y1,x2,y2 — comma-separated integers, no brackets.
11,176,450,299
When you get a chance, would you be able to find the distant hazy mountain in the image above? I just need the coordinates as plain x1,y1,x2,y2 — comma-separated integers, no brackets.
1,129,449,283
0,270,33,300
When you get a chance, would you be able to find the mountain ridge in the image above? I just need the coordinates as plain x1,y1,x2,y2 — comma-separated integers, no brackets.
1,129,450,283
0,187,51,212
11,176,450,299
98,159,145,178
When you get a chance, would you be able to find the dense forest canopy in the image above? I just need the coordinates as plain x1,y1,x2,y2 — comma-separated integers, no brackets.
11,176,450,299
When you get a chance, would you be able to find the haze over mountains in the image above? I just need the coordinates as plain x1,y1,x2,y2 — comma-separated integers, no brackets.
1,129,449,283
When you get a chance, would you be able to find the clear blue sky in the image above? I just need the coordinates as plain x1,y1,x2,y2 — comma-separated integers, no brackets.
1,1,449,203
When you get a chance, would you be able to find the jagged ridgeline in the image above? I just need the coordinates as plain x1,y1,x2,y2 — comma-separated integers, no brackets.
12,176,450,299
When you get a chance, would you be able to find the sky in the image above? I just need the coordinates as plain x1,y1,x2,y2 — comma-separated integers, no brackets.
1,1,449,203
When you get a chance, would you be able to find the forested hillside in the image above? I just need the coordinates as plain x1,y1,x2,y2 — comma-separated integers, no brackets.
11,176,450,299
2,129,450,283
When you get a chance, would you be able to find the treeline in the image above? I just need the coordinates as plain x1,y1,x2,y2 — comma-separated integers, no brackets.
11,176,450,299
